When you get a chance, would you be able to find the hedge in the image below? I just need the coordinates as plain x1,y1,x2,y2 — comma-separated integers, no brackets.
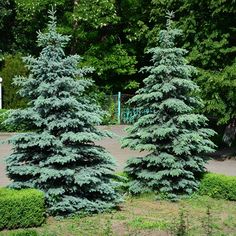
199,173,236,201
0,229,38,236
0,188,45,230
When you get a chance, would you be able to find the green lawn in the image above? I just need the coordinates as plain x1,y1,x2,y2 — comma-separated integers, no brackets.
1,194,236,236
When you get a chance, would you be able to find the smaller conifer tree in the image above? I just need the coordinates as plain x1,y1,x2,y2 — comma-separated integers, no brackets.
5,10,121,216
122,13,216,200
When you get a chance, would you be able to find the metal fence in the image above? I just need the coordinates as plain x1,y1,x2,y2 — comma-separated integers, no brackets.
104,92,152,125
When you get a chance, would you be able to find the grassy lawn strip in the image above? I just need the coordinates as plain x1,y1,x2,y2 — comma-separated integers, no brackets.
1,194,236,236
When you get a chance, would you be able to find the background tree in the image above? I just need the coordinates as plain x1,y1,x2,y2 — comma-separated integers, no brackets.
122,13,216,200
6,10,121,216
0,0,235,136
11,0,66,54
62,0,138,92
0,0,15,53
150,0,236,126
0,54,28,108
1,0,140,93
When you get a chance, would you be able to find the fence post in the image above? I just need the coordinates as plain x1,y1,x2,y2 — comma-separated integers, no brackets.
118,91,121,124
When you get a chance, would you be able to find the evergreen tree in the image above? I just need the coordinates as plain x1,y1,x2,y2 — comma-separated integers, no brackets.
122,13,216,200
5,10,121,216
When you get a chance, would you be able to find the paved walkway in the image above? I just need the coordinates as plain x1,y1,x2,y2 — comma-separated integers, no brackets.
0,125,236,186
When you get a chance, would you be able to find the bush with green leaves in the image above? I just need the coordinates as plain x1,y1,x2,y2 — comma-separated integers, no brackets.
92,91,117,125
0,229,38,236
0,109,25,132
5,10,121,216
0,109,10,131
122,13,216,200
0,188,45,230
199,173,236,201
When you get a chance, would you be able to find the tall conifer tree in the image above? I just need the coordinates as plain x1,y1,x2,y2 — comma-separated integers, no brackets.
6,10,121,216
122,13,216,199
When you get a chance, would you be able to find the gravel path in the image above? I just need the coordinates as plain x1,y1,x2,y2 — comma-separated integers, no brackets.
0,125,235,186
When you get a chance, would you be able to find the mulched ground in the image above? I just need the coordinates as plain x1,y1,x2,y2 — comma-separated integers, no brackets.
0,125,235,186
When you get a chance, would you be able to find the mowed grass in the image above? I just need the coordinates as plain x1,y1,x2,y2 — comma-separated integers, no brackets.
1,194,236,236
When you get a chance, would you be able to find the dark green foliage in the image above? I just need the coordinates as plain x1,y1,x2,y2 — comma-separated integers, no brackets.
0,54,28,109
199,173,236,201
91,91,117,125
198,62,236,125
1,0,236,104
0,0,15,53
65,0,138,92
122,14,216,200
0,188,45,230
11,0,66,54
5,10,121,216
150,0,236,125
1,0,140,93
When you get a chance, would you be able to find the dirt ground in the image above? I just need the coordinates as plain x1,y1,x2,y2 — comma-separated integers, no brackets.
0,125,236,186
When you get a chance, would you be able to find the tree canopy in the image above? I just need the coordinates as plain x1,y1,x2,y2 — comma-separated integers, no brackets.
0,0,235,126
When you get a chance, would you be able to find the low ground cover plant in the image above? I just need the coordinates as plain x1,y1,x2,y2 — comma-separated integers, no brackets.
0,188,45,230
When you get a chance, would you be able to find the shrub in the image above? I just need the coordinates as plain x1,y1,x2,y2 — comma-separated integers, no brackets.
0,109,7,130
0,109,13,132
0,109,26,132
0,188,45,230
113,172,129,193
0,229,38,236
94,91,117,125
199,173,236,201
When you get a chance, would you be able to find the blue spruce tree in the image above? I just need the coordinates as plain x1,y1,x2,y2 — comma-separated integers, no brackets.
5,10,121,216
122,13,216,200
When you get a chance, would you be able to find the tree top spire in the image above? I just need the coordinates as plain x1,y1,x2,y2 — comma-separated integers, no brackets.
37,8,70,48
165,11,175,30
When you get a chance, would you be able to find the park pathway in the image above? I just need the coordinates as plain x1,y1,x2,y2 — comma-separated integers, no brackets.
0,125,235,186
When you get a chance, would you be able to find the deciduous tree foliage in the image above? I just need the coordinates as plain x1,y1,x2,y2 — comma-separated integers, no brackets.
64,0,138,92
0,54,28,108
12,0,65,54
150,0,236,125
0,0,15,53
0,0,235,127
122,14,216,200
7,0,138,92
5,10,121,216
